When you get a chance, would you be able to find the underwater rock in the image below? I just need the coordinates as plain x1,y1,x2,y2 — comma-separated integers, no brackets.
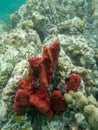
2,60,29,100
94,49,98,66
0,47,18,91
21,20,34,31
0,100,7,121
91,0,98,32
57,17,85,34
0,21,8,33
10,13,21,28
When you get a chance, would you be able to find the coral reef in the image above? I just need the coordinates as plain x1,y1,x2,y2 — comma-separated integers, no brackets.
0,0,98,130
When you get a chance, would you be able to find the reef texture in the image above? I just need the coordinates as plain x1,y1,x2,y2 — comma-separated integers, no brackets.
0,0,98,130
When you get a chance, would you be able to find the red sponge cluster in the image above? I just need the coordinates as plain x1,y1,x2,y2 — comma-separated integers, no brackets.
14,40,67,118
14,40,82,119
67,73,82,92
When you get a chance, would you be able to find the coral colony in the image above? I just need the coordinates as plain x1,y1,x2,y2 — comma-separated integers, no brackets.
14,40,82,118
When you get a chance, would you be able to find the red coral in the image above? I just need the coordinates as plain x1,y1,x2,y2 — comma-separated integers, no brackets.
28,40,60,83
14,89,30,114
14,40,67,118
29,40,61,117
66,73,82,92
30,63,51,115
18,76,35,92
50,90,67,115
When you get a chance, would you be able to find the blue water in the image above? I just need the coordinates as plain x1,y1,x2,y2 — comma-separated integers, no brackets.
0,0,26,24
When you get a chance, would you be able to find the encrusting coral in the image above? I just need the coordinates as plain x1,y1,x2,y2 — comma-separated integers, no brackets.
14,40,67,118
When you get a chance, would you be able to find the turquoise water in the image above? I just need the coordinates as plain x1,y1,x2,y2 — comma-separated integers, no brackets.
0,0,26,24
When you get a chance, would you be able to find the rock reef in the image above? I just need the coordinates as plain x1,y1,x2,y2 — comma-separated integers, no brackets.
0,0,98,130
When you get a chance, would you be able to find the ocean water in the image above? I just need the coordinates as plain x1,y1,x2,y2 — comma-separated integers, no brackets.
0,0,26,24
